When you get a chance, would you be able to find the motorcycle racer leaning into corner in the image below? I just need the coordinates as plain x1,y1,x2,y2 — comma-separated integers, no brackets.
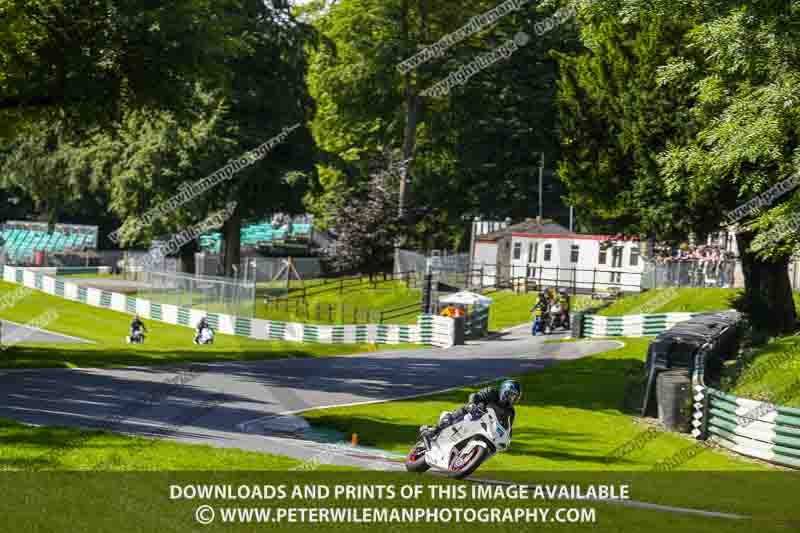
420,379,521,449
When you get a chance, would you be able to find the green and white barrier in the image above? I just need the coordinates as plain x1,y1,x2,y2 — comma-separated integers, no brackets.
14,266,112,277
418,315,457,347
692,386,800,469
1,265,455,348
582,312,700,337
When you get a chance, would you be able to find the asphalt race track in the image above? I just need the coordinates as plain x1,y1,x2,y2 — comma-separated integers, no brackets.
0,325,621,469
0,319,92,346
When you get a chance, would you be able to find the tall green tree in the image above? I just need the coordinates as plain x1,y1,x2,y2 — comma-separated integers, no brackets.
557,0,800,333
0,0,242,126
1,0,317,276
305,0,580,252
655,0,800,332
553,13,697,237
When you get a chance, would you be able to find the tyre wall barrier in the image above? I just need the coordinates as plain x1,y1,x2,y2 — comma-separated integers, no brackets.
692,386,800,469
1,265,456,348
641,310,741,418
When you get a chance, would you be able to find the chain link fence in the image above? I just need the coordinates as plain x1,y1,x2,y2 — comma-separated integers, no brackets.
126,270,256,317
117,251,179,274
641,260,744,289
195,253,322,283
395,249,471,289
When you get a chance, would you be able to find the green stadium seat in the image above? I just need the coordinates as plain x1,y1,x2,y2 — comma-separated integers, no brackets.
196,219,314,252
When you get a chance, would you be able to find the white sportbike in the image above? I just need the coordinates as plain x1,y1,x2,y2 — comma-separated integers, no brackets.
194,327,214,345
126,328,145,344
405,406,511,479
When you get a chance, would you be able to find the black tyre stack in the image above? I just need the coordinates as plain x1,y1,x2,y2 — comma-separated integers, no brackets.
656,369,692,432
641,310,742,431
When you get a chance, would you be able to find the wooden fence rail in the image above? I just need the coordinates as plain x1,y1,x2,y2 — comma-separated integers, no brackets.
265,270,419,304
261,298,419,325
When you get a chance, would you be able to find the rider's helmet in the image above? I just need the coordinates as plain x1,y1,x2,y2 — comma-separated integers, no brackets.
559,288,568,296
498,379,522,406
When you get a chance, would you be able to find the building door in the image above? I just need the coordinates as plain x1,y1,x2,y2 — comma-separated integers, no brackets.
526,242,538,278
611,246,623,283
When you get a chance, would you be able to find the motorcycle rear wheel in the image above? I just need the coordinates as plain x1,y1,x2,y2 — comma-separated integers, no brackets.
447,443,488,479
405,441,430,473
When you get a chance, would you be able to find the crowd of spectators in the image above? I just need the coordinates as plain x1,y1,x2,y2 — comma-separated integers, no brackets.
651,244,737,288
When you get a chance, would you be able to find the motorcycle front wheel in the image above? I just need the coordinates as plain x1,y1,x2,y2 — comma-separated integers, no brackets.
405,441,430,473
447,443,488,479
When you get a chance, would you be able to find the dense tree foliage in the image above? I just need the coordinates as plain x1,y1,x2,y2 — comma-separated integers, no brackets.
305,0,579,250
556,0,800,332
0,0,317,274
0,0,242,129
324,160,405,274
553,14,698,237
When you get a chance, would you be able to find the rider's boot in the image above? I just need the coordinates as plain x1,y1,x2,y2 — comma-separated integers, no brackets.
421,411,453,449
418,425,433,449
423,426,444,449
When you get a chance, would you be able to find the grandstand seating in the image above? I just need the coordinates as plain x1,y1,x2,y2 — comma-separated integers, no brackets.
199,221,313,253
1,222,98,263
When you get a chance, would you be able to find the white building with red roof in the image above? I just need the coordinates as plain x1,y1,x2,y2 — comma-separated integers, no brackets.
471,218,644,293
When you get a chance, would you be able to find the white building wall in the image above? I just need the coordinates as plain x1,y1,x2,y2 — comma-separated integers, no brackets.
474,241,497,266
472,233,645,292
473,241,498,286
506,235,644,292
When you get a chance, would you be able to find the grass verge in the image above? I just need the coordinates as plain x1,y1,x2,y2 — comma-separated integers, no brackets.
256,278,421,325
726,334,800,407
301,338,757,471
481,291,593,332
0,281,418,369
597,288,739,316
0,417,310,471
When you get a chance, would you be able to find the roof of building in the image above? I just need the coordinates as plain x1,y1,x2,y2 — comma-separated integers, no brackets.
476,218,641,243
476,218,572,242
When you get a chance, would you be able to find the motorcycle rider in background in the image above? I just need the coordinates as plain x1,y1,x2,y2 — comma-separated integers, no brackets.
558,288,571,329
129,314,147,342
194,316,211,344
530,289,549,335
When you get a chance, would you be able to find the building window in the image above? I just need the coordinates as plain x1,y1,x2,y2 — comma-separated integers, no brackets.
612,246,623,268
544,244,552,262
630,247,640,266
532,242,539,263
513,242,522,260
528,243,534,263
570,244,580,263
599,248,607,265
